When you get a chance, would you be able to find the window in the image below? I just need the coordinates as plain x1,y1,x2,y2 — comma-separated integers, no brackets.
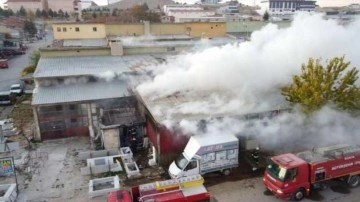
227,149,237,159
55,105,62,111
75,27,79,32
201,153,215,163
62,27,67,32
93,27,97,32
57,27,61,32
315,170,326,181
216,150,227,160
69,105,76,110
167,47,175,52
185,161,197,171
71,118,77,123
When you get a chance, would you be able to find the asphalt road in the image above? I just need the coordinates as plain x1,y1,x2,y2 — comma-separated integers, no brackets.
0,33,52,119
0,34,52,91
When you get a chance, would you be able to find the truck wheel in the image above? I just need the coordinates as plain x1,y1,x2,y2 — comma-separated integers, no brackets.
293,189,305,201
222,169,231,176
348,175,360,188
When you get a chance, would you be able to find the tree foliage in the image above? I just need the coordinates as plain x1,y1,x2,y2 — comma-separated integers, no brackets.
21,51,40,76
23,20,37,36
263,11,269,21
19,6,27,16
35,9,42,18
282,56,360,113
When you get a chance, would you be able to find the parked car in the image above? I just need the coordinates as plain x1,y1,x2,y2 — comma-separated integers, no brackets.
0,59,9,69
10,83,24,96
0,91,15,105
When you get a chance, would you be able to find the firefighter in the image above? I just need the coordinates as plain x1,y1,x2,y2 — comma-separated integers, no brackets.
251,147,260,170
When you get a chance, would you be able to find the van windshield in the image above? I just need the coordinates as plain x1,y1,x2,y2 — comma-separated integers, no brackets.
175,153,188,170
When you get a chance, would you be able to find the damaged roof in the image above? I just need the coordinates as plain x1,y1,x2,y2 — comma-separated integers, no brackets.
34,54,164,78
138,90,290,124
32,80,129,105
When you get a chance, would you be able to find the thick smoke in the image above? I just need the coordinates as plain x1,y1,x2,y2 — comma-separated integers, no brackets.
136,14,360,151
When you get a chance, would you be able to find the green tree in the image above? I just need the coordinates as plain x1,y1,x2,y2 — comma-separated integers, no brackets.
35,8,42,18
58,9,64,18
92,11,97,18
21,51,40,76
65,11,69,18
263,11,269,21
142,3,149,10
112,8,119,16
41,9,48,18
23,20,37,37
281,56,360,113
48,9,54,18
53,11,58,18
19,6,27,16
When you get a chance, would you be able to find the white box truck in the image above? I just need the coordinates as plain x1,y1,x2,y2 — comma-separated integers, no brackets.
168,133,239,178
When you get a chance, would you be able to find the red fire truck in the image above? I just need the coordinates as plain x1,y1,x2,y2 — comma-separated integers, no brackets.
107,174,211,202
263,144,360,201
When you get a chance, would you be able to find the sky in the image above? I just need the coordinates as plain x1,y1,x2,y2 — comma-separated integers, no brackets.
91,0,360,7
134,13,360,151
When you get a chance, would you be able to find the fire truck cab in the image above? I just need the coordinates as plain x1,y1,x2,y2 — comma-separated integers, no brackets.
264,144,360,201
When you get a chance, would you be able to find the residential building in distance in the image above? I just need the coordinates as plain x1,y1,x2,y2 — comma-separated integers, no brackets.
260,0,317,20
5,0,76,13
6,0,47,12
163,4,203,15
52,21,227,40
47,0,76,13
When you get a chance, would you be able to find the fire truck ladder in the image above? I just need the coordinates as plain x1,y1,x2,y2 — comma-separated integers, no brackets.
138,174,205,201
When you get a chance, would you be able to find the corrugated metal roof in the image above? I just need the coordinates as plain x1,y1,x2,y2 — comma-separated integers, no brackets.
63,38,108,47
32,80,129,105
121,37,237,47
34,55,162,78
138,90,290,124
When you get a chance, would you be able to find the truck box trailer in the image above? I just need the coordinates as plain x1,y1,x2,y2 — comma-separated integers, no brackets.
168,133,239,178
263,144,360,201
107,174,210,202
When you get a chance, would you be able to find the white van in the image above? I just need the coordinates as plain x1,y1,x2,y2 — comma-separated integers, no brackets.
10,83,24,96
169,133,239,178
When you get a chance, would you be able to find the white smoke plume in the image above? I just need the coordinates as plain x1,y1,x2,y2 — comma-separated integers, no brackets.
136,13,360,151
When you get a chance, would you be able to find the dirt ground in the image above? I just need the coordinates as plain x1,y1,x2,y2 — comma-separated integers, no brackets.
1,136,169,202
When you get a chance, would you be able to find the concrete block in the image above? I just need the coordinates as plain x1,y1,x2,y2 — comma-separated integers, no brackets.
120,147,133,158
124,162,141,178
91,165,109,174
0,183,17,202
0,142,19,153
88,175,120,198
92,150,108,158
108,150,119,156
110,160,123,172
79,151,91,160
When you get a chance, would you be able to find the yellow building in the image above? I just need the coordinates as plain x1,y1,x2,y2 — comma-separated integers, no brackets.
52,23,106,40
52,21,226,40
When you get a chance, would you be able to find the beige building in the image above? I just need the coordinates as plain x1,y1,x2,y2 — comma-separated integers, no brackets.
53,21,227,40
6,0,47,13
53,23,106,40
